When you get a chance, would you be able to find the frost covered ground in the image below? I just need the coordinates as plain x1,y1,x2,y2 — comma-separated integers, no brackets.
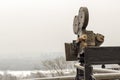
0,69,75,77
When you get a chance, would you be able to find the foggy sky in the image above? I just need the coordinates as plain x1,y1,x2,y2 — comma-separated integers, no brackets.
0,0,120,57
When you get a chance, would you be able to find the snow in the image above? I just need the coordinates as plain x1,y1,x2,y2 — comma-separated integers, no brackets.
0,69,75,77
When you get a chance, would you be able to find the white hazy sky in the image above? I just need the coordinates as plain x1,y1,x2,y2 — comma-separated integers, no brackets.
0,0,120,56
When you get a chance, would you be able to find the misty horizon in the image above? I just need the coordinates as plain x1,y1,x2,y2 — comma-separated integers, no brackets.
0,0,120,70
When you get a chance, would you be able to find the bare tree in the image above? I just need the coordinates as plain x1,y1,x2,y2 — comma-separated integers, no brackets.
2,71,17,80
41,56,75,77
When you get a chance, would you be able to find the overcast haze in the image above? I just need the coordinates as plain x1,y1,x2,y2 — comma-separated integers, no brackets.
0,0,120,57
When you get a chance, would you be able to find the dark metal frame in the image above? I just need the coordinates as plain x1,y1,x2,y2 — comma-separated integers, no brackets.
76,47,120,80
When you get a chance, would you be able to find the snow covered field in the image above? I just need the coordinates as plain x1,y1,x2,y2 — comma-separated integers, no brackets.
0,69,75,77
0,64,119,77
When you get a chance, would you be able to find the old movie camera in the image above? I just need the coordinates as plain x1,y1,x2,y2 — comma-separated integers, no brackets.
65,7,120,80
65,7,104,61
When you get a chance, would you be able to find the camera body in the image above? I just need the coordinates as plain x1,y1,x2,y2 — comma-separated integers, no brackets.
65,30,104,61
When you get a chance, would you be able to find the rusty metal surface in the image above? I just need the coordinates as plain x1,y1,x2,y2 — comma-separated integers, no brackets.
73,15,79,34
95,33,104,46
82,31,95,46
78,7,89,30
73,7,89,35
65,43,78,61
84,47,120,64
